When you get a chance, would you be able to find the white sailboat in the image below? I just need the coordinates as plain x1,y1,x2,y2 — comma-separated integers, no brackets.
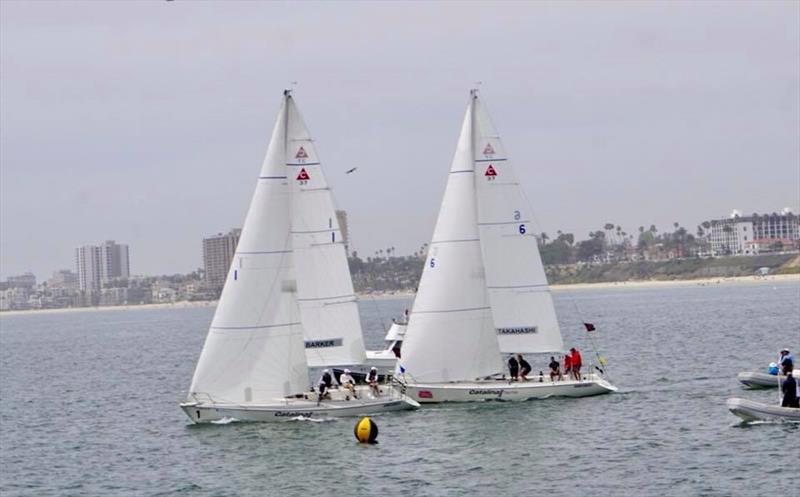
180,91,419,423
396,90,617,403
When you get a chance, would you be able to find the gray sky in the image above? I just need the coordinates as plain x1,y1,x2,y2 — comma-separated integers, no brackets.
1,1,798,280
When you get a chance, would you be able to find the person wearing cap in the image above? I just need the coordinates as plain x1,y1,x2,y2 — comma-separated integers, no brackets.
317,369,335,403
778,349,795,375
339,369,357,399
367,367,380,397
781,369,799,408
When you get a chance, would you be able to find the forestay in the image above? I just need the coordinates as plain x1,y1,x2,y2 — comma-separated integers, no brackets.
188,93,308,404
472,95,564,354
399,96,505,383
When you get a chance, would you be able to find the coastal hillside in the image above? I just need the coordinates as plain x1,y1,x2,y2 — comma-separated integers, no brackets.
347,253,799,292
544,253,798,285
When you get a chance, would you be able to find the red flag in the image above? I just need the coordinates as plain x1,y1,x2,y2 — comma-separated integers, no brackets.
583,322,596,332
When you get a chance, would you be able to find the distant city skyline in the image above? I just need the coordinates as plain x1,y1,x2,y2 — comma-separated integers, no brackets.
1,1,798,280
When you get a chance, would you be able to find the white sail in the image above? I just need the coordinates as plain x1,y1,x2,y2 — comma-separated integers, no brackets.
188,93,309,404
285,98,367,368
399,93,504,383
472,96,564,354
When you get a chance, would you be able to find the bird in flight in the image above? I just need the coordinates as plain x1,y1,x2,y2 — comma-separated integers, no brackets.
345,167,358,174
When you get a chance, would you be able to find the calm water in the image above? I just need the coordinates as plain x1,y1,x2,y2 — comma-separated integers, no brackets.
1,281,798,497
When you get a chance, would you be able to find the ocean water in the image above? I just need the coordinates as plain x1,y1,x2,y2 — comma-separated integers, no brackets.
1,281,798,497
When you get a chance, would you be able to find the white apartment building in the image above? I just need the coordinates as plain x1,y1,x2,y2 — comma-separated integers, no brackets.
708,208,799,256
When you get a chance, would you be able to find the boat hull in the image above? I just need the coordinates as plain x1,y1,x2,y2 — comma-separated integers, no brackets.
180,395,420,424
736,371,785,389
399,375,617,403
727,397,800,422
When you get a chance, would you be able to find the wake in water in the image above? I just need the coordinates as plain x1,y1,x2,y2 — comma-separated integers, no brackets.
732,419,800,428
289,415,336,423
210,417,239,425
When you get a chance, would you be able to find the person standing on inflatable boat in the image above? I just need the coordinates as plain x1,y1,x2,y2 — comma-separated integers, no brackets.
778,348,794,375
781,369,799,408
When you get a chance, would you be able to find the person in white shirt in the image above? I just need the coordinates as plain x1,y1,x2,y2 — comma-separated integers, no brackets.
339,369,357,399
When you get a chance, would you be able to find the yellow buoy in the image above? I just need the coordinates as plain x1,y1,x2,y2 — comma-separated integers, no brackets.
354,416,378,444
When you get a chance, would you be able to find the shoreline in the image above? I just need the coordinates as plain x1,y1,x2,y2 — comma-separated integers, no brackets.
1,274,797,318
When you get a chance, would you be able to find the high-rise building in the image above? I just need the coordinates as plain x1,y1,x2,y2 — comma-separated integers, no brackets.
336,210,349,253
75,240,130,292
75,245,101,292
203,229,241,289
99,240,130,281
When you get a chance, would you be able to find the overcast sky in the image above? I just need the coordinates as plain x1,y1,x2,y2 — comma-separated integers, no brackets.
1,1,798,280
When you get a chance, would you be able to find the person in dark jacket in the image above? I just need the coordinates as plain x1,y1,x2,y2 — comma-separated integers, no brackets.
518,354,532,381
507,355,519,381
781,369,799,408
317,369,335,404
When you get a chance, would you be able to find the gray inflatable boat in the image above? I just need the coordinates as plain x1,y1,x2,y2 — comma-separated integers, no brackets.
737,371,785,389
727,397,800,422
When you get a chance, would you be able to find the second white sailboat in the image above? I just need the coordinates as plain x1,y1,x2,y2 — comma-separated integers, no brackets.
396,90,617,403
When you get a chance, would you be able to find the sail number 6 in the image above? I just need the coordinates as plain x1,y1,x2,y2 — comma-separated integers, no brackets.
518,224,526,235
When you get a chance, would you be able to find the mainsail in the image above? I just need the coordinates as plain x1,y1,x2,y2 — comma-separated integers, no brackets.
188,92,308,404
285,98,367,367
472,96,564,354
399,93,504,383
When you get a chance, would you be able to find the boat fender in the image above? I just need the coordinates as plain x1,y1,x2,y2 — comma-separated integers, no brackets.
768,363,779,375
354,416,378,444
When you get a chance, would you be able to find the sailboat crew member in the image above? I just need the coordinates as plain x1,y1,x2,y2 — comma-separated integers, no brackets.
563,353,572,379
570,348,583,380
367,367,380,397
549,356,562,382
318,369,335,402
518,354,532,381
339,369,357,399
507,355,519,381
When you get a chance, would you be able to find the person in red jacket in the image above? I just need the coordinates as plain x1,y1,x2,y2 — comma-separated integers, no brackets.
570,347,583,380
563,352,572,379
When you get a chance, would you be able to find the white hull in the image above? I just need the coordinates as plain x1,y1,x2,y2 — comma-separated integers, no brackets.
736,371,785,389
726,397,800,423
181,389,419,423
399,374,617,403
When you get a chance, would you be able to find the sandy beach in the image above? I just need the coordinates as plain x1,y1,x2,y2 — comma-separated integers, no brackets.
1,274,797,317
549,273,800,291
